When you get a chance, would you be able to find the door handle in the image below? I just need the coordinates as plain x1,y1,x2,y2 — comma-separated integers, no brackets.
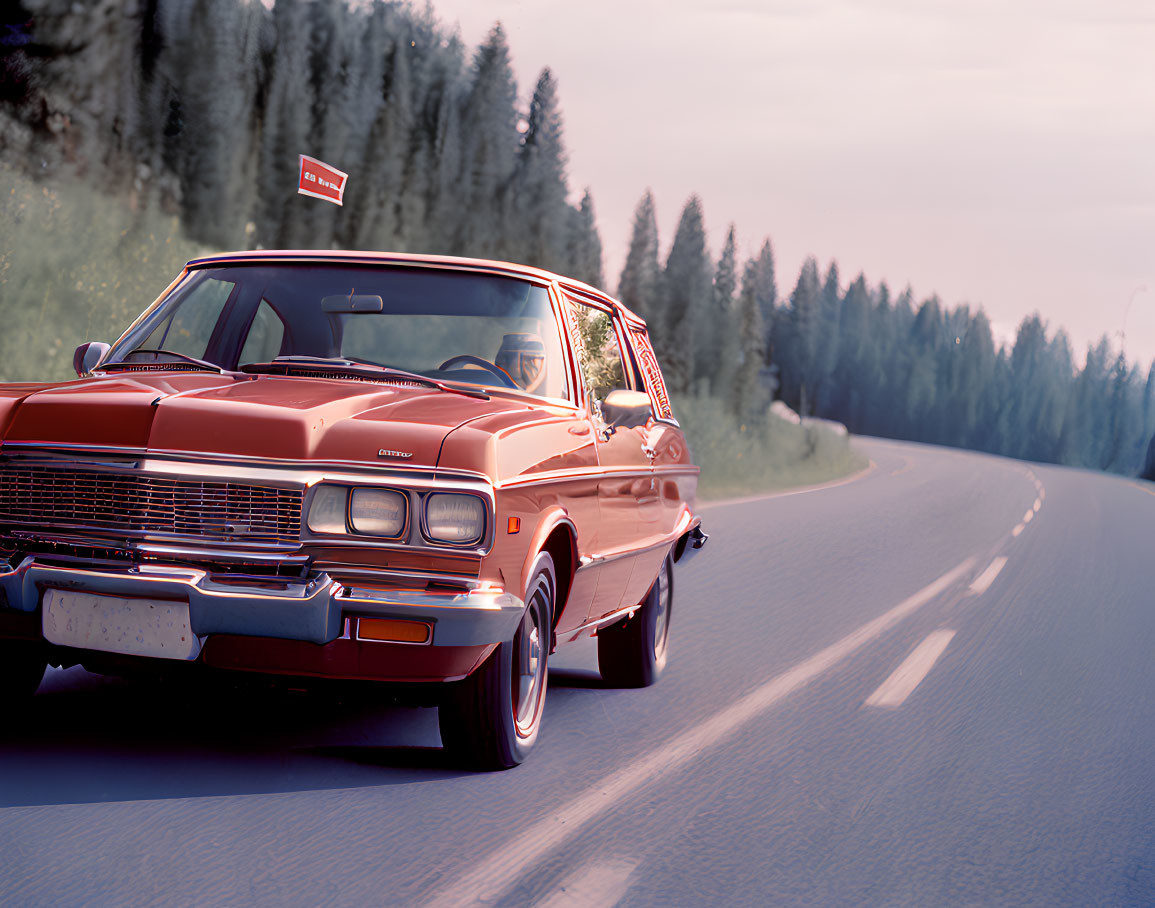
568,423,591,436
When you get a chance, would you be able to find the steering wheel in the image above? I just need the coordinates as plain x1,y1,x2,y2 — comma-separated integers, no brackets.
437,354,518,388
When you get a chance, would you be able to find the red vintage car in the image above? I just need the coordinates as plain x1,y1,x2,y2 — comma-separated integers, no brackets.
0,252,706,768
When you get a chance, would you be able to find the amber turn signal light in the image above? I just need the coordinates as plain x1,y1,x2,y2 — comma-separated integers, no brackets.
356,618,431,644
507,516,521,534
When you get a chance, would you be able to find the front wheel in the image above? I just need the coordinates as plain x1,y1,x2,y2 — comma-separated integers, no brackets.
439,552,554,770
598,554,673,688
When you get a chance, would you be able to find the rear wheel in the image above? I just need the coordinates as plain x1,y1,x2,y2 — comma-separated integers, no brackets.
0,640,48,698
598,554,673,688
439,552,554,770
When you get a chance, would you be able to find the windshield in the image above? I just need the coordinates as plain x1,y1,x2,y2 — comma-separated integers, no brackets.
106,263,572,401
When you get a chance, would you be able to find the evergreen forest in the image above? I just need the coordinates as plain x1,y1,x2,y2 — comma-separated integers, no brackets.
2,0,1152,478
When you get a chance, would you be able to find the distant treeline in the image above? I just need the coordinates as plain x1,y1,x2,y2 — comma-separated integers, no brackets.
2,0,1152,476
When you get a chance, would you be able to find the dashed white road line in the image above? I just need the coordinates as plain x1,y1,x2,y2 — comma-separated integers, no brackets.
1012,523,1025,537
532,859,637,908
1022,509,1034,525
1033,498,1042,513
424,557,976,908
968,556,1008,595
864,629,957,708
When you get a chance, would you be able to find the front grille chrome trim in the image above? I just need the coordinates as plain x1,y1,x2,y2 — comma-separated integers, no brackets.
0,462,304,544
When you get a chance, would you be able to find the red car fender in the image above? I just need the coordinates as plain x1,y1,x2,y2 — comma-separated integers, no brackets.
519,506,578,633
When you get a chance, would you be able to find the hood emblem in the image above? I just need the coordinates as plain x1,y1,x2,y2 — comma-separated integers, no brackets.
378,449,414,459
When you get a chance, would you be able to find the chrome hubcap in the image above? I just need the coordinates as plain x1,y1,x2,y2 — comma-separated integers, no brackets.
514,600,546,734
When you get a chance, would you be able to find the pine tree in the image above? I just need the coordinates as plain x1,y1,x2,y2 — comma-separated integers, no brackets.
512,68,569,271
617,190,661,325
731,252,768,418
660,195,711,394
749,239,777,366
456,23,519,258
775,256,821,416
166,0,264,247
420,51,467,253
566,189,604,287
813,261,842,413
302,0,358,247
697,223,737,395
345,37,413,251
255,0,314,248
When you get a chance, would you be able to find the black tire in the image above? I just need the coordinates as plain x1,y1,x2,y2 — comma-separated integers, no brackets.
439,552,554,770
0,640,48,698
597,554,673,688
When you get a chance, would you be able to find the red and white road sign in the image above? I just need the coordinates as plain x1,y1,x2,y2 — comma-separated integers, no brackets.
297,154,347,206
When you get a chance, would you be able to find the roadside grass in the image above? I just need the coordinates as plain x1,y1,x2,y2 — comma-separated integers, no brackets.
673,393,869,500
0,165,205,382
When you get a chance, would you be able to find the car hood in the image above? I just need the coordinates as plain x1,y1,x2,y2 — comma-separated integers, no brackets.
0,372,539,470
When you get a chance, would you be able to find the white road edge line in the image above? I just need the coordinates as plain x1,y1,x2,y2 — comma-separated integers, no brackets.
968,556,1008,595
531,859,638,908
424,557,976,908
698,460,877,510
864,629,957,708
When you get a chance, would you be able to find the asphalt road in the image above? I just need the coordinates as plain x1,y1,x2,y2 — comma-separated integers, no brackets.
3,437,1155,906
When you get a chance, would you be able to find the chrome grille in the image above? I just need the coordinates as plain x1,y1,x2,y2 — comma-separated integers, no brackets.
0,464,303,542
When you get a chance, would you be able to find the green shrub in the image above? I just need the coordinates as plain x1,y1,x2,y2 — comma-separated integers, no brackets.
672,393,868,499
0,166,206,382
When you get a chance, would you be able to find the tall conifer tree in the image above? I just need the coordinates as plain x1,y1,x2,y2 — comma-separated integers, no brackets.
618,190,661,325
567,189,604,287
513,68,569,271
456,24,518,258
660,195,711,394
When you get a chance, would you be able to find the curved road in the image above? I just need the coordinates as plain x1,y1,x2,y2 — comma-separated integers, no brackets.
3,438,1155,906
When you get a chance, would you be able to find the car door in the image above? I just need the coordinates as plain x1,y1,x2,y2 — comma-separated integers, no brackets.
625,321,698,549
564,295,658,623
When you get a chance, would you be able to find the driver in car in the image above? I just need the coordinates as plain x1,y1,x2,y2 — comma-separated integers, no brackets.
494,333,547,395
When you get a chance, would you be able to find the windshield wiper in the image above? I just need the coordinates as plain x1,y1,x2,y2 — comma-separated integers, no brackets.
101,349,224,373
241,358,491,400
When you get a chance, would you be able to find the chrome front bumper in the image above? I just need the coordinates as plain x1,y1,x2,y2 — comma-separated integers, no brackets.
0,557,525,647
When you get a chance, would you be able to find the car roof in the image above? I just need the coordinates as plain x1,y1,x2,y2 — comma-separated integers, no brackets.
185,250,647,328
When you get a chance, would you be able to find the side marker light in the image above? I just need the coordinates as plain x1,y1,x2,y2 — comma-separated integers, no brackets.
357,618,431,644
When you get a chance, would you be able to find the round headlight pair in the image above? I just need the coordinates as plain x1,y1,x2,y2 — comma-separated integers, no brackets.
307,486,407,538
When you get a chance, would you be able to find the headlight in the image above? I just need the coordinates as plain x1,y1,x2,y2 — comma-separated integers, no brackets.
307,485,348,534
350,488,407,537
424,493,485,545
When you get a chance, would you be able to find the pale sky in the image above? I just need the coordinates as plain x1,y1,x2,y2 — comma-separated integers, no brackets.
430,0,1155,369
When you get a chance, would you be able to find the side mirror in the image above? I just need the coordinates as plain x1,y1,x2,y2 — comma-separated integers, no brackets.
602,389,653,431
73,342,110,377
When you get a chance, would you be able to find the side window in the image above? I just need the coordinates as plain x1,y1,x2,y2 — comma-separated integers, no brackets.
566,298,630,409
140,278,234,359
628,326,673,420
239,299,286,366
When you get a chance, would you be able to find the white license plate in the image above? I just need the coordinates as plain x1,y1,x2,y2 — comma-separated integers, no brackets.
42,589,202,660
